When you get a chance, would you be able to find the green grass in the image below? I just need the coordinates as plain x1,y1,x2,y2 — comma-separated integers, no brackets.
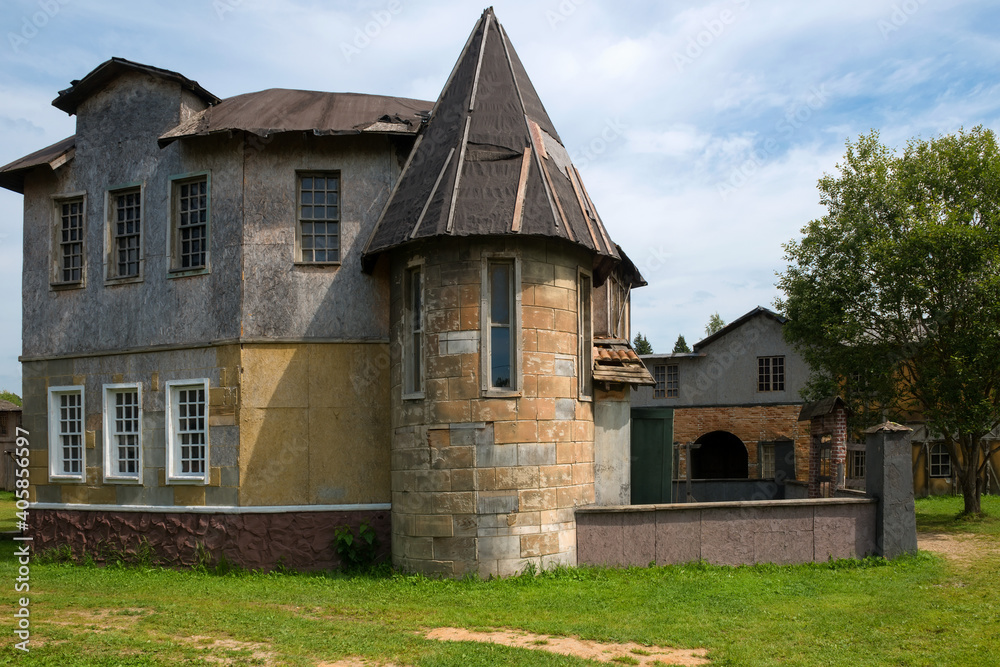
0,490,17,531
915,494,1000,536
0,496,997,666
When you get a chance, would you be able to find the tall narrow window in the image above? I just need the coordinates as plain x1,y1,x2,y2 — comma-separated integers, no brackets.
487,259,516,390
653,365,666,398
166,380,209,483
760,443,775,478
758,355,785,392
111,189,142,279
579,272,593,399
665,364,679,398
848,449,866,480
47,386,85,480
56,198,85,284
103,384,142,481
403,266,423,396
172,176,209,271
298,172,340,263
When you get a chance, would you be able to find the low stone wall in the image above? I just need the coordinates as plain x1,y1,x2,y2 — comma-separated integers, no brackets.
576,498,876,567
29,507,391,571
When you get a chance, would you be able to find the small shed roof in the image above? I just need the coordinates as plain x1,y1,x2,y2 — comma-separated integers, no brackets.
0,135,75,194
593,338,655,386
798,396,851,421
0,400,21,412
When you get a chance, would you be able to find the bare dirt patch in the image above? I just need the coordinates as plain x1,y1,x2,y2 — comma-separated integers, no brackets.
426,627,710,665
41,607,151,632
316,660,404,667
181,635,276,665
918,531,1000,567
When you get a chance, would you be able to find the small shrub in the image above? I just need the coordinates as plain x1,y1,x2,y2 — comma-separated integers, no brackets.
334,521,379,571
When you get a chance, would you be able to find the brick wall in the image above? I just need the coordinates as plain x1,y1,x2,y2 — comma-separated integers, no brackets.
808,407,848,498
672,405,809,480
389,238,595,578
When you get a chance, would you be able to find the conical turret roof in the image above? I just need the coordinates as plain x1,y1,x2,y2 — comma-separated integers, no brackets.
362,8,620,274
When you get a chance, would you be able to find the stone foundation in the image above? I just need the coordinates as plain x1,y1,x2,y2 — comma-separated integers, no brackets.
28,507,391,571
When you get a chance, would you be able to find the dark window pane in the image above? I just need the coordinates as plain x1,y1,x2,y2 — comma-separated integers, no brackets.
490,263,511,324
491,326,511,388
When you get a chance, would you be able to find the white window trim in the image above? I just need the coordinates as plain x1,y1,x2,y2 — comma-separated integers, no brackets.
49,191,88,289
104,183,145,284
480,252,522,397
102,383,143,483
402,259,425,400
578,267,593,402
165,378,211,484
47,385,86,482
166,171,212,277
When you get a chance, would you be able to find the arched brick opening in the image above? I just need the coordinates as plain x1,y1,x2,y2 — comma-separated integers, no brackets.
692,430,749,479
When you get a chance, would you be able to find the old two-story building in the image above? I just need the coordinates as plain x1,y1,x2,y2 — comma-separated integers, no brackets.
631,307,811,502
1,9,653,577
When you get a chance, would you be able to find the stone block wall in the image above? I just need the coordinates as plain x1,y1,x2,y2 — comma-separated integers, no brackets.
389,238,596,577
672,405,809,480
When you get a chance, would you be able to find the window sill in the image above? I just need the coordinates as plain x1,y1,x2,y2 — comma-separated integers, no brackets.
402,391,425,401
166,476,209,486
293,261,341,269
482,389,522,399
49,281,85,292
168,267,210,279
104,275,143,287
48,475,85,483
104,476,142,484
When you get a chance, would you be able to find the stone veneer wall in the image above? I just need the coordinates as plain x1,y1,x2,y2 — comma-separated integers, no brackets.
389,238,596,578
29,508,390,570
672,405,810,480
576,498,877,567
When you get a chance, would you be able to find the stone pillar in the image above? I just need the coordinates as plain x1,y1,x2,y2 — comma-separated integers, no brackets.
593,386,630,505
865,422,917,559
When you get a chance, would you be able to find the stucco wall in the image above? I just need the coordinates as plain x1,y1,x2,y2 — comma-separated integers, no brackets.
577,498,877,567
633,314,809,408
389,237,596,577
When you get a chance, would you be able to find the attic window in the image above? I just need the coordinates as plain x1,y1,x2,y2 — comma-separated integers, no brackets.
758,356,785,392
297,172,340,264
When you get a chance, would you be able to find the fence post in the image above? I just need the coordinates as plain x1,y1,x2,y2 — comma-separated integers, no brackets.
865,422,918,558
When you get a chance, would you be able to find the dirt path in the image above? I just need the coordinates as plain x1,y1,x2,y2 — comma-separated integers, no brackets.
918,530,1000,567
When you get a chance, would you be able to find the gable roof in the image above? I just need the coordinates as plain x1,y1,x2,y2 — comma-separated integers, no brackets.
158,89,432,147
361,8,620,274
52,57,220,114
0,135,76,194
0,399,21,412
693,306,787,351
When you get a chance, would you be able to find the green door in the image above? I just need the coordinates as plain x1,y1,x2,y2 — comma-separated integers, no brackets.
630,407,674,504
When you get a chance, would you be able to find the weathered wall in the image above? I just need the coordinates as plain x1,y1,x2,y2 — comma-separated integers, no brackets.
389,237,596,577
809,408,847,497
29,507,390,571
21,346,241,507
671,405,810,481
22,73,241,358
239,133,401,341
238,343,391,506
594,386,630,505
632,314,809,408
577,498,877,567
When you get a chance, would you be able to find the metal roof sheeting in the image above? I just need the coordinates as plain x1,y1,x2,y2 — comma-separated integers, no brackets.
158,89,432,147
0,135,75,194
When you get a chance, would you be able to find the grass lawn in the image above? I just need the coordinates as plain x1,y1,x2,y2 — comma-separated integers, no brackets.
0,491,17,532
0,496,997,666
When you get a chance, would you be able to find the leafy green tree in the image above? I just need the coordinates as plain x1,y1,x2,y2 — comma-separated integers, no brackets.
632,333,653,355
777,127,1000,515
0,390,21,406
672,335,691,353
704,313,725,337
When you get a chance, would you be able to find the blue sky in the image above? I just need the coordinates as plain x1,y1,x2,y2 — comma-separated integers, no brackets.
1,0,999,394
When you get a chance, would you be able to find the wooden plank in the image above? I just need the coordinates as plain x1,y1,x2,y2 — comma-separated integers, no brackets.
574,165,613,255
468,12,492,112
411,146,455,239
540,156,574,242
511,146,532,232
567,166,600,250
446,116,472,234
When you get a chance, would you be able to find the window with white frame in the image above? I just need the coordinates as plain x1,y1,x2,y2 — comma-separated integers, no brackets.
483,257,518,392
54,196,85,285
579,271,593,399
171,175,209,271
297,172,340,263
403,265,423,396
758,355,785,392
108,187,142,280
760,443,775,478
929,443,951,478
166,380,209,482
47,386,85,480
103,384,142,481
